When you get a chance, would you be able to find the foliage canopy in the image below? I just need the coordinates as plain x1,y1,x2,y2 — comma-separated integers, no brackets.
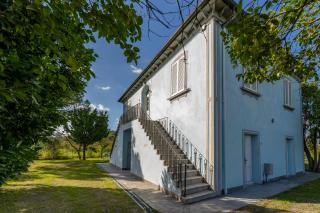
0,0,142,185
222,0,319,83
302,82,320,171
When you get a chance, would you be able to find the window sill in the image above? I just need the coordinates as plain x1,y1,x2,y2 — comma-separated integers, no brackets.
240,86,261,97
283,105,294,111
168,88,191,101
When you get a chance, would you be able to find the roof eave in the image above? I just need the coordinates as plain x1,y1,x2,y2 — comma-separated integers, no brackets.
118,0,236,103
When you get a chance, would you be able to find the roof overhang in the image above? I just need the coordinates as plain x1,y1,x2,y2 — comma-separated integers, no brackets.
119,0,236,103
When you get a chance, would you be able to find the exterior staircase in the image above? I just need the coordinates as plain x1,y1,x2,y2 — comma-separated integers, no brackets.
137,107,217,204
113,103,217,203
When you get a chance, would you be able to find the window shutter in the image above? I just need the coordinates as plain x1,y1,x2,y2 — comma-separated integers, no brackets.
171,63,177,94
243,68,258,92
288,80,292,106
284,79,292,106
251,82,257,91
284,80,286,105
178,58,185,91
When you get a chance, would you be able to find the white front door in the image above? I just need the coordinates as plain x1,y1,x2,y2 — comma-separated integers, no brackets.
244,135,253,184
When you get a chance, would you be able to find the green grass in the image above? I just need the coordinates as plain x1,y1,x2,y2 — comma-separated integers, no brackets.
0,159,142,213
237,178,320,212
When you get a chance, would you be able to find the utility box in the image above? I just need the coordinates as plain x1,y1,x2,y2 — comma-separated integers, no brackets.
264,163,273,176
263,163,273,183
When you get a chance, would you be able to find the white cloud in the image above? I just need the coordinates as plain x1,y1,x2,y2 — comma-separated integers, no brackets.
96,85,111,91
54,125,67,136
89,103,110,112
114,118,119,125
130,65,143,74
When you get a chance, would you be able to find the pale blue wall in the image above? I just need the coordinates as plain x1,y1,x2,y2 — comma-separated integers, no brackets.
217,26,305,189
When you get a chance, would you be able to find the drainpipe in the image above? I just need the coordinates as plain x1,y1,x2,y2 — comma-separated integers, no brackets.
220,25,227,195
205,20,210,178
214,20,226,195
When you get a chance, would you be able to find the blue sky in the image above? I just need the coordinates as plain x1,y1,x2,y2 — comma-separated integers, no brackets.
84,3,187,130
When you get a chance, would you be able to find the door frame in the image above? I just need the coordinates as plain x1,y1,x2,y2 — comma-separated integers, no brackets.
285,136,295,177
242,130,261,187
122,128,132,170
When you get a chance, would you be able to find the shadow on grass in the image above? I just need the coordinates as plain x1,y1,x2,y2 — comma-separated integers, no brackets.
268,178,320,204
31,160,109,181
237,204,290,213
0,185,142,213
236,178,320,212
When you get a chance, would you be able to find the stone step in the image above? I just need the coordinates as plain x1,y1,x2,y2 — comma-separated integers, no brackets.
160,153,186,159
168,164,195,171
185,183,210,195
169,169,198,178
140,119,216,204
176,176,203,185
156,148,184,155
154,144,180,150
164,158,189,166
181,190,216,204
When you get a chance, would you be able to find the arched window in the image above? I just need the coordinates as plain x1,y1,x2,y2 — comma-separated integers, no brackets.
141,85,150,112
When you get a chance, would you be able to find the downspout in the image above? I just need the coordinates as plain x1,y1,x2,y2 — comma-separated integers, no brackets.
213,19,224,194
299,82,305,172
214,20,226,194
205,21,210,176
220,25,227,194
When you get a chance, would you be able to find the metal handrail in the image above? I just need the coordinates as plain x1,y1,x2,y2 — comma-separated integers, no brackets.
110,117,121,156
121,104,141,124
158,117,214,189
138,108,187,196
110,104,140,155
111,104,188,196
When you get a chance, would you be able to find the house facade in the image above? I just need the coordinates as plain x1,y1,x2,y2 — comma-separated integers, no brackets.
110,0,304,203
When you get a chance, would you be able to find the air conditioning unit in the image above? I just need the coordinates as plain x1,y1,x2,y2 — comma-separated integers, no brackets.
263,163,273,183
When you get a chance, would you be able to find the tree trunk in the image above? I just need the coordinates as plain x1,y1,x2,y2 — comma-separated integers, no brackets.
316,152,320,172
304,140,314,170
303,127,314,170
82,144,87,160
77,145,82,160
66,137,82,160
312,130,320,172
313,131,318,172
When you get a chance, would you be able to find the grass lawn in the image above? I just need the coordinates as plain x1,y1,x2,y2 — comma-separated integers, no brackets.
0,159,142,213
237,178,320,212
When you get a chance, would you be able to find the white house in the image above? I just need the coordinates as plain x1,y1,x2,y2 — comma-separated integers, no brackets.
110,0,304,204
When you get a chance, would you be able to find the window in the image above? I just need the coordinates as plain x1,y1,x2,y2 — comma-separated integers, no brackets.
146,90,150,112
171,55,186,96
243,68,258,92
284,78,292,107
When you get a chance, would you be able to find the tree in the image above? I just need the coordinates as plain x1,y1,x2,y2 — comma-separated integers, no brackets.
0,0,142,185
97,132,116,159
221,0,319,83
302,82,320,171
64,101,109,160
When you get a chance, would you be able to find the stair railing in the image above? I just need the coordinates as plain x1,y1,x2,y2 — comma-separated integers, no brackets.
121,103,141,124
158,117,214,190
111,104,188,196
110,103,141,156
138,108,187,196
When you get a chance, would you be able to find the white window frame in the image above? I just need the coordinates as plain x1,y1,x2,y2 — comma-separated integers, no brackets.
284,78,292,107
243,68,258,93
171,54,187,96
